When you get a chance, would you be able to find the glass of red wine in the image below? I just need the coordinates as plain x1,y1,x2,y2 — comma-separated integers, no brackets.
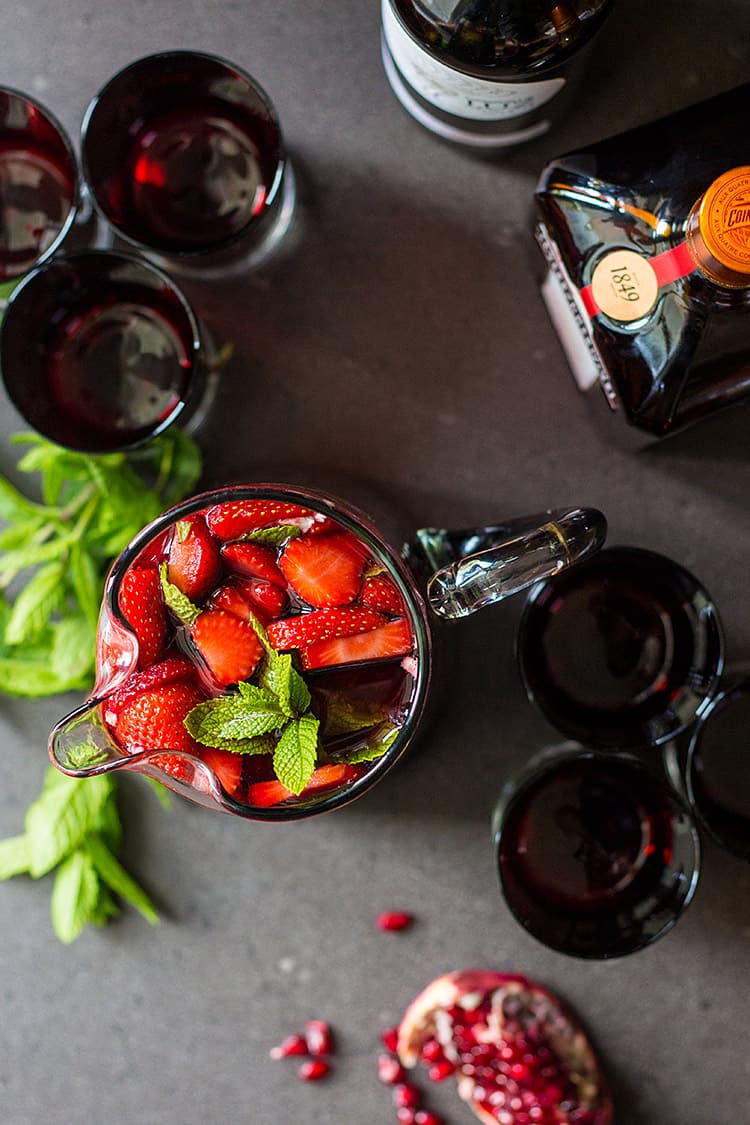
517,547,724,750
494,747,702,958
80,51,295,279
0,86,78,293
0,250,213,453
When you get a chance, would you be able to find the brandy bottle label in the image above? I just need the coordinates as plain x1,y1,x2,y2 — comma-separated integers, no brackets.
381,0,565,123
580,243,697,321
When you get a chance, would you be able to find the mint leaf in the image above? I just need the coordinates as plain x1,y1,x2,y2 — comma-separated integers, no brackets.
0,834,31,878
259,650,294,716
319,696,385,736
242,525,301,547
4,560,65,644
86,834,159,926
25,772,113,878
273,714,319,795
90,884,120,927
64,740,110,770
50,850,101,944
335,726,401,764
51,614,96,685
159,563,200,626
68,543,101,627
185,685,286,744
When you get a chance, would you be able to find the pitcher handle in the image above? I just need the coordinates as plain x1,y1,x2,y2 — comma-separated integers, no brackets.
410,507,606,620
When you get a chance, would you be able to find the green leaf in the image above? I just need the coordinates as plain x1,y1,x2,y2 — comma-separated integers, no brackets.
90,884,120,927
185,686,286,744
63,739,110,771
25,772,113,878
50,850,101,944
0,834,31,878
320,696,386,736
86,834,159,926
142,776,173,810
0,519,45,550
50,614,96,685
153,429,202,508
273,714,319,795
0,474,47,523
4,561,66,646
69,543,102,627
335,725,401,764
0,538,72,585
288,666,312,715
0,653,77,697
159,563,200,626
242,524,302,547
259,651,294,715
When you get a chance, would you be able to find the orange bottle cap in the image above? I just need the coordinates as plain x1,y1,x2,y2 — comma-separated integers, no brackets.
697,167,750,277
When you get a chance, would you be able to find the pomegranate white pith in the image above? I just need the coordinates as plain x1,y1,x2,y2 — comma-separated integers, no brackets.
397,971,614,1125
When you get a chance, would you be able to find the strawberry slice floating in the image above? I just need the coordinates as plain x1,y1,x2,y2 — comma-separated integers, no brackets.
279,532,367,608
191,609,264,687
221,541,287,588
117,566,167,668
248,763,362,808
360,574,407,615
205,499,317,540
114,681,205,754
301,618,413,670
167,514,222,600
267,606,386,650
104,656,196,723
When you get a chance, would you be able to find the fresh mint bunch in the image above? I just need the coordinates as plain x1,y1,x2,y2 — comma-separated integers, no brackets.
0,429,202,697
0,762,160,943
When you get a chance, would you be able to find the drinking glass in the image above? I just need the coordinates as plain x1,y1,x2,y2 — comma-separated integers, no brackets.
81,51,295,279
0,250,215,453
50,487,606,820
0,86,78,301
516,546,724,750
493,746,701,958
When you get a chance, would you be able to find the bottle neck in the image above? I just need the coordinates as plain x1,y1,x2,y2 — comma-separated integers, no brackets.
686,206,750,289
686,173,750,290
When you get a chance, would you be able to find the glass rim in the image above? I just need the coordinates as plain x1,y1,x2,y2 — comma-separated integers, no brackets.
494,745,702,959
0,83,80,281
80,49,286,261
516,544,726,750
1,247,204,453
97,482,433,821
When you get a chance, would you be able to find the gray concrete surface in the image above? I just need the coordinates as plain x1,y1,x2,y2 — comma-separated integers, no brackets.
1,2,750,1122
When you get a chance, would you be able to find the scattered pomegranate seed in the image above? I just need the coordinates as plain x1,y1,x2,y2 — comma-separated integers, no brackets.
393,1081,421,1109
305,1019,333,1057
396,1110,418,1125
378,1053,406,1085
269,1033,308,1059
420,1039,444,1063
381,1026,400,1053
377,911,414,932
415,1112,444,1125
298,1059,330,1082
427,1059,455,1082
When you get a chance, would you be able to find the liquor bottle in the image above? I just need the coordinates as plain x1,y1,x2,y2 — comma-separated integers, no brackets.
380,0,614,150
535,83,750,437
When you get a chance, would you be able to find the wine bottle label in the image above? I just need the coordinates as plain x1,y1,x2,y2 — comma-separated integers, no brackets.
382,0,565,122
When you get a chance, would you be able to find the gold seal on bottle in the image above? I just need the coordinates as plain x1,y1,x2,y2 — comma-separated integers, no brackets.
687,167,750,287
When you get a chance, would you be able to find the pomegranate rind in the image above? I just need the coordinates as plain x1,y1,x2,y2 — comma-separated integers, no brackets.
397,970,614,1125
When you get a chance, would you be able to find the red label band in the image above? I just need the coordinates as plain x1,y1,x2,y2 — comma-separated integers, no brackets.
580,241,696,318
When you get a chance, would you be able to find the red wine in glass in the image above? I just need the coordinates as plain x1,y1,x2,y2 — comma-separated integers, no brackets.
0,87,77,281
518,547,724,749
495,751,701,958
81,51,291,273
0,251,205,453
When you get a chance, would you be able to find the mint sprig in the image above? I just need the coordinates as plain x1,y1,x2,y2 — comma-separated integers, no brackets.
0,765,160,943
184,614,321,795
240,524,302,548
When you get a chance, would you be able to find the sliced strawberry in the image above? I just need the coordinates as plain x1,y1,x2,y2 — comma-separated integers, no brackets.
205,500,317,540
209,578,287,625
133,527,172,568
166,514,222,600
118,566,167,668
245,577,288,620
359,574,407,616
248,763,363,808
149,745,245,798
114,681,205,754
267,606,386,650
301,618,412,670
104,655,196,724
279,533,367,608
221,541,287,588
191,609,264,687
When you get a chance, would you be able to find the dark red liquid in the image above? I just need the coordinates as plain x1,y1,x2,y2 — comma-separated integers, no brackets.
497,755,699,958
47,297,191,442
127,105,271,249
0,138,75,278
519,548,722,748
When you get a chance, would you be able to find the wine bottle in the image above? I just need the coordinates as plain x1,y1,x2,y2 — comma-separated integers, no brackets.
534,83,750,437
380,0,614,150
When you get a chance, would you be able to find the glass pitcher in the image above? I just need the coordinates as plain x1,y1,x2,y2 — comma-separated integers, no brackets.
49,484,605,820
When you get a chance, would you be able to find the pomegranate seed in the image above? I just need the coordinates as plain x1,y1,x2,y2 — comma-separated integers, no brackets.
377,911,413,932
420,1039,444,1063
305,1019,333,1056
415,1113,444,1125
427,1060,455,1082
396,1110,417,1125
393,1081,421,1109
269,1033,308,1059
381,1026,400,1053
298,1059,330,1082
377,1054,405,1085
